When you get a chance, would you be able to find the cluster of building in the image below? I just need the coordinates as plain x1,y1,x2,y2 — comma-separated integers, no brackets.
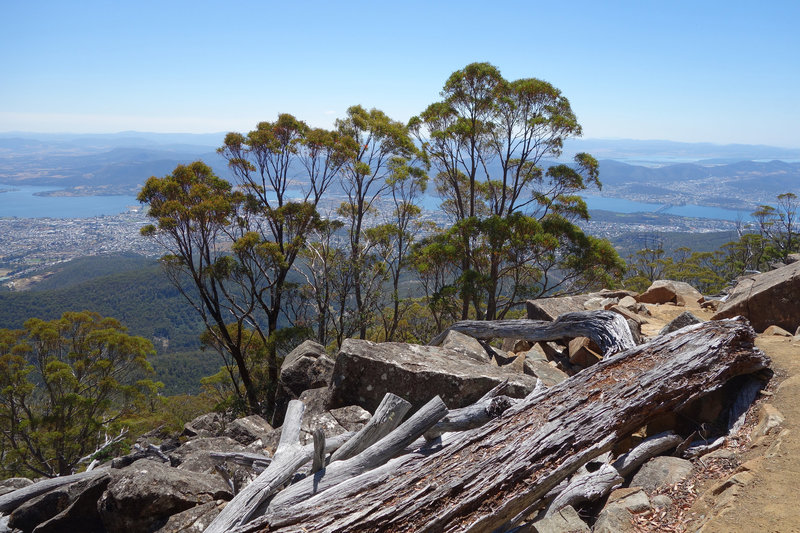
0,209,163,285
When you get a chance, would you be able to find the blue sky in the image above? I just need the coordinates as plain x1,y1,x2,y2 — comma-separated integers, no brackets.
1,1,798,146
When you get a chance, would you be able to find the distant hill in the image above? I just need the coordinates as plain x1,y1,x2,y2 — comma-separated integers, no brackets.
565,138,800,162
594,159,800,209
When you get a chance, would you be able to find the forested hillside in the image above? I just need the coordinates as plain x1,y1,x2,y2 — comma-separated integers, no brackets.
0,254,219,394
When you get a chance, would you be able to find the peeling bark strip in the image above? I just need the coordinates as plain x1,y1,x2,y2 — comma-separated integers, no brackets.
244,318,768,532
429,310,635,356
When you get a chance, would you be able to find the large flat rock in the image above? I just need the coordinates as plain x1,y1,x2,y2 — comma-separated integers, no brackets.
712,261,800,332
328,339,540,412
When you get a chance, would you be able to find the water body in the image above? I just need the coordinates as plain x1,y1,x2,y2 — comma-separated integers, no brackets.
0,184,139,218
581,195,751,221
0,184,751,222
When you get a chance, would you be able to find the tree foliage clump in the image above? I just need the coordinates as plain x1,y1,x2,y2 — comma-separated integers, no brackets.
410,62,624,321
0,311,156,478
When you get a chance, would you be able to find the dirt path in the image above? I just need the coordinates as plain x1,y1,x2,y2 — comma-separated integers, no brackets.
690,335,800,533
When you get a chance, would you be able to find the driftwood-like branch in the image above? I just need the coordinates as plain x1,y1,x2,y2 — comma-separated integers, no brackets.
424,396,514,440
612,431,683,477
111,442,169,469
240,318,767,532
0,469,108,513
264,396,448,514
429,310,635,356
78,428,128,467
683,436,726,459
544,462,623,517
330,392,411,463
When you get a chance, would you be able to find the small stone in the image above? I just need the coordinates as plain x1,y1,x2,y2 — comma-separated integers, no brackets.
528,505,589,533
751,403,785,439
630,456,693,492
651,495,673,509
658,311,702,335
763,325,793,336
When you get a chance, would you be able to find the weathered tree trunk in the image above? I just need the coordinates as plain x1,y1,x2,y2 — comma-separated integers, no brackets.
0,470,108,513
543,463,623,517
330,392,411,463
612,431,683,477
239,317,768,533
429,310,635,356
424,379,519,440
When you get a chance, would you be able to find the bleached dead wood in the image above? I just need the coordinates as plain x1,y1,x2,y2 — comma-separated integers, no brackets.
543,462,623,517
612,431,683,477
429,310,635,356
237,318,768,533
78,428,128,469
330,392,411,463
682,436,726,459
0,469,108,513
111,441,169,469
424,380,517,440
262,396,447,514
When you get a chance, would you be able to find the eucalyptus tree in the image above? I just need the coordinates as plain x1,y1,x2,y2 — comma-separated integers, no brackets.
410,63,623,320
0,312,155,477
334,105,421,338
752,192,799,263
140,116,346,415
369,157,429,341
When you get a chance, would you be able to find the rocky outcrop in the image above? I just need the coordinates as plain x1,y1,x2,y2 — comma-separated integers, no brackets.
221,415,273,446
526,294,593,321
273,340,335,425
439,330,493,363
712,261,800,332
182,412,227,439
97,459,232,532
328,339,539,412
526,291,637,321
26,473,111,533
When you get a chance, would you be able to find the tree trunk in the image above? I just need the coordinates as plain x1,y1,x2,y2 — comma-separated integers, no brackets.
239,317,768,532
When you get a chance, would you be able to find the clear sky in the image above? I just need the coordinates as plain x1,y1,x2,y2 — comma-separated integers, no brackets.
1,0,798,147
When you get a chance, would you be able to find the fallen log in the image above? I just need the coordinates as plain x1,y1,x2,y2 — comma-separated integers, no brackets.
424,380,517,440
429,310,635,356
265,396,447,514
209,451,273,470
241,317,768,532
204,400,308,533
0,469,108,513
